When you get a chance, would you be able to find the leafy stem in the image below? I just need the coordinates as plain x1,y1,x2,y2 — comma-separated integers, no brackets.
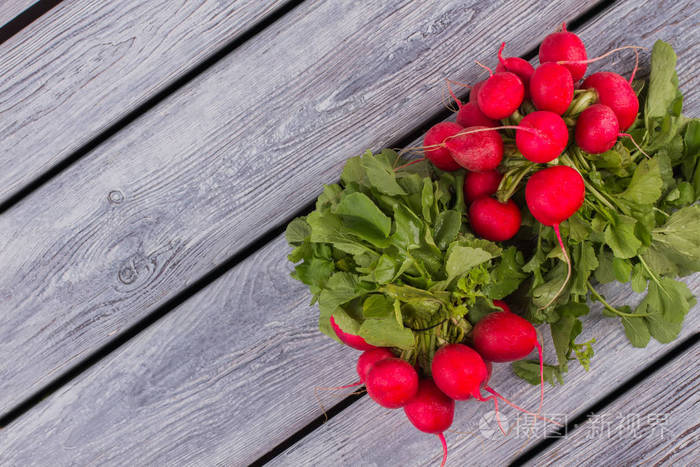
587,281,651,317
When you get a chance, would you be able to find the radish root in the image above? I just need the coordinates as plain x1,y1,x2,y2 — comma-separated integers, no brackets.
556,45,645,66
438,432,448,467
618,132,649,158
484,386,563,426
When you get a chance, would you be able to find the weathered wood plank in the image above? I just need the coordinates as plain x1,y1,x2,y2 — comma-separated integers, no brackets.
524,340,699,467
1,229,694,466
0,1,35,28
269,278,700,467
0,235,361,466
0,0,600,414
0,0,287,203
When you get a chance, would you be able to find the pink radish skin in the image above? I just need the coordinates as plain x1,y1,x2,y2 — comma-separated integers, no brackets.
525,166,585,226
477,72,525,119
463,170,502,202
445,126,503,172
530,63,574,115
404,379,455,433
365,358,419,409
423,122,463,171
526,166,585,311
473,311,539,363
330,316,378,351
469,197,521,242
469,80,487,104
496,43,534,98
457,102,499,128
582,72,639,130
473,309,546,416
403,379,454,467
431,344,488,400
539,23,587,81
356,348,395,382
516,111,569,163
575,104,620,154
432,344,556,429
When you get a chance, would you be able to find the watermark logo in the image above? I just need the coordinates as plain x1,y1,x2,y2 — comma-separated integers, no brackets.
479,410,510,439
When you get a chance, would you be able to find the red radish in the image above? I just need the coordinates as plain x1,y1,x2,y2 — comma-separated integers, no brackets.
492,299,511,313
330,316,378,351
575,104,620,154
529,63,574,115
496,42,534,98
432,344,559,430
432,344,488,400
473,310,545,414
404,379,455,467
365,358,419,408
582,72,639,130
516,111,569,163
539,23,587,81
525,165,585,227
477,70,525,119
469,79,487,104
526,166,585,309
456,102,499,128
469,197,521,241
463,170,502,202
423,122,463,171
357,348,395,382
473,311,541,363
445,126,503,172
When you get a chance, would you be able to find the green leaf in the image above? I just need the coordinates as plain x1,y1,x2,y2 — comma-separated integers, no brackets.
433,210,461,250
604,214,642,259
358,317,415,349
512,360,564,386
361,153,407,196
621,314,651,348
651,205,700,258
363,294,395,319
445,246,494,285
483,247,527,299
340,154,367,186
594,248,616,284
571,242,599,296
630,263,648,293
285,217,311,245
573,338,595,371
612,257,632,283
641,278,695,344
318,272,374,315
334,192,392,246
421,178,434,223
618,157,663,205
645,40,679,123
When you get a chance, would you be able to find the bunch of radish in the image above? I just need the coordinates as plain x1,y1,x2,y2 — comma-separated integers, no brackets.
314,23,652,466
351,23,645,465
332,297,551,467
422,23,643,310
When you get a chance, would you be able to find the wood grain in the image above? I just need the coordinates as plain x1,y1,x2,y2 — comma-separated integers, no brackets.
0,0,287,203
1,232,695,466
0,0,601,414
524,340,699,467
0,235,361,466
269,278,700,467
0,1,35,28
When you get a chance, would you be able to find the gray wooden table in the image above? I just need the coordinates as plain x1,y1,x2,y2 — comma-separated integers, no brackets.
0,1,697,465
